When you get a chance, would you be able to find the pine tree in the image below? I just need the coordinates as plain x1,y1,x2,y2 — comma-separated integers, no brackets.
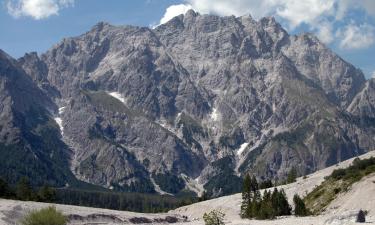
0,178,12,198
16,177,35,201
259,179,273,189
38,185,56,203
277,189,291,216
241,176,292,220
287,167,297,184
241,174,251,218
250,176,261,218
257,190,275,219
293,194,309,216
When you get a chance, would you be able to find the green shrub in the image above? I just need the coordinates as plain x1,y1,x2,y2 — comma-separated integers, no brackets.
203,209,225,225
331,169,346,180
305,157,375,214
293,194,309,216
20,206,67,225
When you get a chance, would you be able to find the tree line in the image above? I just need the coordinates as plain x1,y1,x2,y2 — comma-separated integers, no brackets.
0,176,197,213
0,177,56,202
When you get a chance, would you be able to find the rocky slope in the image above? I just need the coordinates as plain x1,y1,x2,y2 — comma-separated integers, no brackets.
0,50,74,186
1,10,375,196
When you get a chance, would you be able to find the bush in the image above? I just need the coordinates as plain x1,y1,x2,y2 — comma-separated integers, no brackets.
203,209,225,225
20,206,67,225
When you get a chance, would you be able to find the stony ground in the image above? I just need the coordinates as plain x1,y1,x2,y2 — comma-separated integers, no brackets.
1,151,375,225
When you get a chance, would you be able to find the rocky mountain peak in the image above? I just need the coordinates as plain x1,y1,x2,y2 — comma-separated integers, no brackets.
91,21,112,32
1,12,375,197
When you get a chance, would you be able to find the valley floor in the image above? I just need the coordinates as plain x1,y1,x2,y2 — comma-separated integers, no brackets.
1,151,375,225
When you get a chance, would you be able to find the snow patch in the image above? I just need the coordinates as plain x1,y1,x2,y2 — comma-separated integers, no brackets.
108,91,126,103
58,106,65,114
55,118,63,133
157,120,180,138
236,143,249,156
54,107,66,135
210,108,219,121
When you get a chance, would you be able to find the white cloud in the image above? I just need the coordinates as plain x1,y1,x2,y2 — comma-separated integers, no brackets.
316,22,334,44
157,0,274,26
275,0,335,29
372,70,375,78
158,4,192,26
6,0,74,20
337,22,375,50
356,0,375,16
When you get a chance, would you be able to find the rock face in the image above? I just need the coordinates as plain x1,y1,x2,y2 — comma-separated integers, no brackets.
1,10,375,196
0,50,74,186
348,78,375,118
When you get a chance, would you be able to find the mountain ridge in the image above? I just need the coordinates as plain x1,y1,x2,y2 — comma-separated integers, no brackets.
0,10,374,197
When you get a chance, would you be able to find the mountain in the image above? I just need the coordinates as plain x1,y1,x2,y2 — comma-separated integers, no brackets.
1,10,375,197
0,50,74,186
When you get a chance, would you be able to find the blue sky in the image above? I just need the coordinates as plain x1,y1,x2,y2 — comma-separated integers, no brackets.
1,0,374,78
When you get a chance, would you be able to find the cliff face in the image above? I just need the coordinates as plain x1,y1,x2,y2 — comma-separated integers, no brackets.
2,10,374,196
0,50,74,186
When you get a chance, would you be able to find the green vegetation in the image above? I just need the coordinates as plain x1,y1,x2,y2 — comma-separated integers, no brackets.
0,177,197,213
152,173,185,194
203,209,225,225
286,167,297,184
0,105,79,188
38,185,57,203
293,194,309,216
16,177,36,201
259,180,273,189
304,157,375,214
20,206,67,225
204,157,242,197
241,174,291,220
0,177,13,198
1,177,57,202
55,188,196,213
